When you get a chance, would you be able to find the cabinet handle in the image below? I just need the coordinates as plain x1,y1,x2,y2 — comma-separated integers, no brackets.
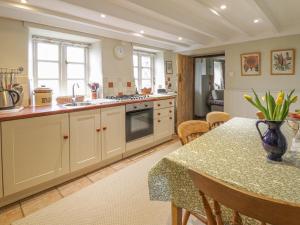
103,127,107,131
145,104,148,107
169,110,172,113
157,104,161,107
169,102,172,105
63,135,69,140
96,128,101,132
157,113,161,116
169,117,173,120
158,120,161,123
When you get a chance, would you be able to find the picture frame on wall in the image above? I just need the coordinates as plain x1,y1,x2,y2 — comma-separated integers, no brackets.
240,52,261,76
165,61,173,74
271,49,295,75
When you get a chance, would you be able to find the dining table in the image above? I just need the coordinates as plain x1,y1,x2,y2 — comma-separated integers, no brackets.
148,117,300,225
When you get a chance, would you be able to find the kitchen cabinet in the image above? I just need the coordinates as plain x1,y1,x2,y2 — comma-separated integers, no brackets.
154,103,175,141
101,106,125,160
70,109,101,172
2,114,69,196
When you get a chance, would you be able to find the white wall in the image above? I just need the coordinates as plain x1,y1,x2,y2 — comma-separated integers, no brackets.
101,38,133,79
187,35,300,117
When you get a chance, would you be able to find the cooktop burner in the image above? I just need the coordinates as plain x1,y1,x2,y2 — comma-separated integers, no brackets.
106,94,150,101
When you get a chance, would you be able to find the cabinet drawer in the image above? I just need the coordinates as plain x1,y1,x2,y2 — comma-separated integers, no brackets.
154,107,174,118
154,99,175,109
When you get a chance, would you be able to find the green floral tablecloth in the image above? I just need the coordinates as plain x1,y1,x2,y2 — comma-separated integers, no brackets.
148,117,300,224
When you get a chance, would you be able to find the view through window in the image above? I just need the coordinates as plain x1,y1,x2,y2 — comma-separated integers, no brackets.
33,37,89,96
133,51,154,91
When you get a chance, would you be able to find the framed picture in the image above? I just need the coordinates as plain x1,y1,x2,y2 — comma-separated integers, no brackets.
165,61,173,74
240,52,261,76
271,49,295,75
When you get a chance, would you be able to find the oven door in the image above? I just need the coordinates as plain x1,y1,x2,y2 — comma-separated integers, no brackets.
126,108,153,142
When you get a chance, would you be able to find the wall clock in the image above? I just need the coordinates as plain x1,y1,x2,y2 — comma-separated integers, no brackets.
114,45,126,59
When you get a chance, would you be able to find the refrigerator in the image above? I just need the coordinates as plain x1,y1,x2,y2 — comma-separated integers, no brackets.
194,58,211,117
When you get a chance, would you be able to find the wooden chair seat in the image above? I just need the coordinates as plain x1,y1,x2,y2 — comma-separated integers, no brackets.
206,112,231,129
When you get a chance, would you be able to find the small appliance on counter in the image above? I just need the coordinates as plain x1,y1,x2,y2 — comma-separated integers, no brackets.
0,67,23,111
33,86,53,106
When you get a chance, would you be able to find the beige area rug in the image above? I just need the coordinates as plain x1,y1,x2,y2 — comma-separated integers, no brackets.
13,141,203,225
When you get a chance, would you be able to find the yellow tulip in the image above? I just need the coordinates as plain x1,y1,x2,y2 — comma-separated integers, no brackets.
277,91,284,99
291,96,298,104
276,96,283,105
244,94,253,101
261,96,265,101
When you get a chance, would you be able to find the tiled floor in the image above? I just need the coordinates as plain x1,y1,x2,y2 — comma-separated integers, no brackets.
0,136,179,225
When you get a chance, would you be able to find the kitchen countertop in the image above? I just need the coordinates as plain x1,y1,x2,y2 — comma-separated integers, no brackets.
0,95,176,122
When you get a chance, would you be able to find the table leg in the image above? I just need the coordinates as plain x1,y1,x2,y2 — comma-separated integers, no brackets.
171,202,182,225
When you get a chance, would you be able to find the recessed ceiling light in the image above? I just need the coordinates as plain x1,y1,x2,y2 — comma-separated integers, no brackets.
133,33,143,37
253,19,260,23
210,9,220,16
140,30,144,34
100,14,106,18
21,0,27,3
178,37,183,41
220,5,227,10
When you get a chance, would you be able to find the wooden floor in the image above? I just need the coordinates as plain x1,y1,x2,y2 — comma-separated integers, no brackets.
0,136,180,225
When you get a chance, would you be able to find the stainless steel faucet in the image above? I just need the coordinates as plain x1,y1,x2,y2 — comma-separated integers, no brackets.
72,83,79,105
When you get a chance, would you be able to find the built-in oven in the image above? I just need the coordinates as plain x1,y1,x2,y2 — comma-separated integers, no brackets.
126,101,153,142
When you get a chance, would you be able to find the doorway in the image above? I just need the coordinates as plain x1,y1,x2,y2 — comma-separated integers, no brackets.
194,54,225,119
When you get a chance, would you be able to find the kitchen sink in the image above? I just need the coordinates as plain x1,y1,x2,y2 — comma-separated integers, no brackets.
63,102,94,108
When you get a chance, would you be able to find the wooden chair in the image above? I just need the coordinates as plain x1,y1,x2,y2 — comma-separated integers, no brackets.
177,120,210,145
206,112,231,129
256,111,265,120
177,120,210,225
188,168,300,225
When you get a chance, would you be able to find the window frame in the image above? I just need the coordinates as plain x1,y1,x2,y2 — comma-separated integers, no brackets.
32,37,90,96
133,51,155,90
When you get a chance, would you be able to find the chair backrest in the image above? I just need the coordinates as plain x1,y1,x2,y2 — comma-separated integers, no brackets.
206,112,230,129
177,120,210,145
189,169,300,225
256,111,265,120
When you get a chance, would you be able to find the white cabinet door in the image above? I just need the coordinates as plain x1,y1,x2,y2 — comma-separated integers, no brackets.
2,114,69,196
70,109,101,172
101,106,125,160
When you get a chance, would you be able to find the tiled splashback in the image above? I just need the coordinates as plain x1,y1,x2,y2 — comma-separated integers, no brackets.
103,77,137,97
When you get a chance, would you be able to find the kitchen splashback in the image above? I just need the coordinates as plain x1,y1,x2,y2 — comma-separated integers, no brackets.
103,77,136,97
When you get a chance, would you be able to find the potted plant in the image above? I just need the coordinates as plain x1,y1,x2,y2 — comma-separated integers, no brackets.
244,89,297,161
88,83,99,99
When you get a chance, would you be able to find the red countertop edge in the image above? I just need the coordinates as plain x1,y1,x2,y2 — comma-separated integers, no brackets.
0,96,176,122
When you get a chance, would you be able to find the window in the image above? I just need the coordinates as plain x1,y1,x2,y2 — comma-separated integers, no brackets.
133,51,154,90
33,37,89,96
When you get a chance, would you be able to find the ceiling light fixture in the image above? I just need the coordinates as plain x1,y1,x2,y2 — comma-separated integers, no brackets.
220,5,227,10
100,14,106,18
178,37,183,41
140,30,144,34
21,0,27,3
210,9,220,16
253,19,260,23
133,33,143,37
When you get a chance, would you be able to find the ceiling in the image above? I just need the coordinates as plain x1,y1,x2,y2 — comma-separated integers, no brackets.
0,0,300,53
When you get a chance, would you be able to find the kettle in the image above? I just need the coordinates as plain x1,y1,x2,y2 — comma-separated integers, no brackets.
0,89,20,109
